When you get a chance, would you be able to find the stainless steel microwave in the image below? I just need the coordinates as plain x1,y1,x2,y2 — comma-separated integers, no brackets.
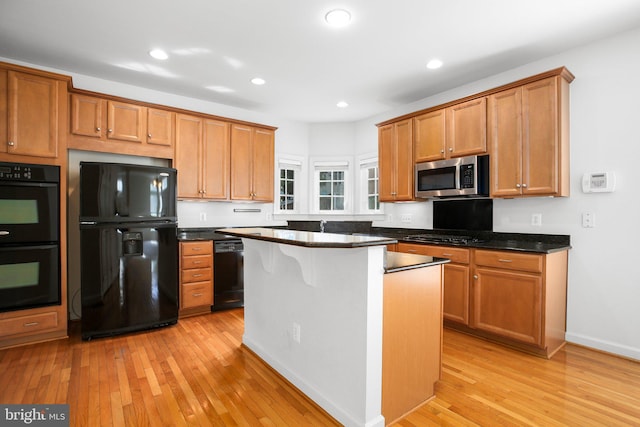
415,155,489,198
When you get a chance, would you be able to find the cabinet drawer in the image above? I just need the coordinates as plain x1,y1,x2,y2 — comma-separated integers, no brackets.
181,241,213,256
474,250,543,273
398,243,470,264
0,312,59,337
181,282,213,309
181,267,212,284
181,254,212,269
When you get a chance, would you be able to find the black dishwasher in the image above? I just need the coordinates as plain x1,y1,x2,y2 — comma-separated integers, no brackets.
212,239,244,311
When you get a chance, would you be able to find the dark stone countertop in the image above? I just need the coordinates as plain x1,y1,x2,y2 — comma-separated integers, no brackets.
177,227,242,241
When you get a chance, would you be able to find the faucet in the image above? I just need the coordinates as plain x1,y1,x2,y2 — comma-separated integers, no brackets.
320,220,327,233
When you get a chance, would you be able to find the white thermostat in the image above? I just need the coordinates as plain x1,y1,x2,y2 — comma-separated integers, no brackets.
582,172,616,193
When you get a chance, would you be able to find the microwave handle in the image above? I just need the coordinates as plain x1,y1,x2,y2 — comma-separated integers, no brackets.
455,166,461,190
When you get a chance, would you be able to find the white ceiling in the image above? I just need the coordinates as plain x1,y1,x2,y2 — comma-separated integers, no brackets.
2,0,640,123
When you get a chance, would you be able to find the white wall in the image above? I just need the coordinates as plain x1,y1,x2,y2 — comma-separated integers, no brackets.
354,28,640,360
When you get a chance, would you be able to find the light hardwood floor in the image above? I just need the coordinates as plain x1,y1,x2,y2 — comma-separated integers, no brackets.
1,308,639,426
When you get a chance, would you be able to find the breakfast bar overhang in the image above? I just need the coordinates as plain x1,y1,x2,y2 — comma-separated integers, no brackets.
219,227,449,427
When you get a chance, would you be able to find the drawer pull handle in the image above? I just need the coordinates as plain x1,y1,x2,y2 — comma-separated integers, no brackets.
192,274,203,277
24,322,39,327
442,253,453,256
192,293,203,297
191,247,202,251
498,259,513,263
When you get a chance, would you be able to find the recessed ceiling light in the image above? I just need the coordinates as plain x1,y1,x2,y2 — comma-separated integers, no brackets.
336,101,349,108
251,77,266,85
426,59,443,70
149,49,169,60
325,9,351,27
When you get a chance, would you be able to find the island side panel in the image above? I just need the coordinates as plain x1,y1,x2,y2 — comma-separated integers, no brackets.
382,264,443,424
240,238,386,427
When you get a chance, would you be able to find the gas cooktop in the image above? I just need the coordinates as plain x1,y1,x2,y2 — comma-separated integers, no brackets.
402,234,484,246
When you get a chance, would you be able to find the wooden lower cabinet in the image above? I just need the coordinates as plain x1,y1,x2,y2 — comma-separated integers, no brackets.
397,243,470,325
397,243,569,358
179,241,213,317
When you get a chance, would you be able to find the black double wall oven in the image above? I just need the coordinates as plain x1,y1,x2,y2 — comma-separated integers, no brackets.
0,162,61,313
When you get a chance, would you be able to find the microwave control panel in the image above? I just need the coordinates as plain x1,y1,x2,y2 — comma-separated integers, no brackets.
460,164,475,189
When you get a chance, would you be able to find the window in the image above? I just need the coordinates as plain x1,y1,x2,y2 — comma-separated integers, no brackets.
359,156,381,214
319,170,345,211
276,158,302,213
279,168,295,211
312,159,351,214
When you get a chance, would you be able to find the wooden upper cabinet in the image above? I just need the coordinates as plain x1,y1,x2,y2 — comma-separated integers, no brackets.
378,118,413,202
414,109,446,162
146,108,174,147
4,71,65,158
446,97,487,158
489,75,570,197
202,119,230,200
0,69,7,154
107,101,146,143
69,93,174,159
230,124,274,202
175,114,203,199
175,114,230,200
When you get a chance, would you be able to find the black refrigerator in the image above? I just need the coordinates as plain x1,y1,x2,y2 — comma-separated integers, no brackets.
79,162,179,340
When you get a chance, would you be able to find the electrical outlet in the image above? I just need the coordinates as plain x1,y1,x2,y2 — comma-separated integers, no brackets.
199,212,207,222
531,213,542,227
400,214,412,224
582,212,595,228
292,322,301,343
266,212,273,221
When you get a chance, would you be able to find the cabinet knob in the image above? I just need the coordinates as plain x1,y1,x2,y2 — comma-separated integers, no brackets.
96,127,101,132
108,128,113,133
522,183,528,188
516,184,521,188
148,133,152,138
449,147,453,152
473,275,478,280
7,141,14,146
440,149,444,154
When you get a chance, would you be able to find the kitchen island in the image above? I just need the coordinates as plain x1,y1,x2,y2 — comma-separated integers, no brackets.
218,227,449,427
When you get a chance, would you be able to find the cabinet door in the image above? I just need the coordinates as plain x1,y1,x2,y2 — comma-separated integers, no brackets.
107,101,146,143
443,263,470,325
175,114,203,199
488,87,523,197
202,119,230,200
378,124,395,202
446,97,487,158
147,108,173,147
251,128,274,202
0,69,6,153
472,267,542,346
230,124,253,201
414,109,446,162
394,119,414,201
7,71,60,158
522,77,558,195
70,94,104,138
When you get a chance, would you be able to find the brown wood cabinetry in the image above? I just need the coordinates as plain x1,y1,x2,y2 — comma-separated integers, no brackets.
1,70,67,159
230,124,274,202
179,241,213,317
397,243,470,325
175,114,230,200
488,73,571,197
69,93,175,159
378,118,413,201
472,249,568,357
396,241,569,358
413,98,487,163
382,264,442,424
